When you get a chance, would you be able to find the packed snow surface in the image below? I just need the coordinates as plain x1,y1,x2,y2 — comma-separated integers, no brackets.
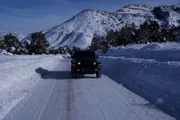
0,53,175,120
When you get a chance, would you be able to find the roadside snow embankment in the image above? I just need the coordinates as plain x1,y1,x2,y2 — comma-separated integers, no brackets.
97,43,180,62
97,42,180,119
0,55,62,119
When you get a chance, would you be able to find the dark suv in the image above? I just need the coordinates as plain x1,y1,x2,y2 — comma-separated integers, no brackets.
71,50,101,78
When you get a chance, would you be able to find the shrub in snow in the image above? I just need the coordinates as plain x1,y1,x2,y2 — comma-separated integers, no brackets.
89,36,102,50
155,98,164,105
11,47,15,52
170,26,180,41
101,40,110,53
1,49,7,54
0,40,4,49
0,49,13,55
140,44,162,51
0,34,25,55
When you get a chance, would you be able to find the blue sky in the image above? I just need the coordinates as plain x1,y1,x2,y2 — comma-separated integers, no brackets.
0,0,179,33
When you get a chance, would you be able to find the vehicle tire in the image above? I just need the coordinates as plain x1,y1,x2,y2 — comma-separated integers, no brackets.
96,70,101,78
79,74,84,78
71,71,76,78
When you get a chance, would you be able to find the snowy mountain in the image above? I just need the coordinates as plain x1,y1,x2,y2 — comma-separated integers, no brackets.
0,31,27,41
43,6,153,49
23,3,180,49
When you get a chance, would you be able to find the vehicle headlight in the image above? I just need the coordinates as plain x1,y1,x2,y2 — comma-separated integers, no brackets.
78,62,81,65
93,62,96,65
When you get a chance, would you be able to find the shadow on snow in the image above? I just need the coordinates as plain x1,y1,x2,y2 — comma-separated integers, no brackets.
35,67,71,79
35,67,97,80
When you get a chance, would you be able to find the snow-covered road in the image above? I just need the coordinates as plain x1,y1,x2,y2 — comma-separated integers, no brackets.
1,56,174,120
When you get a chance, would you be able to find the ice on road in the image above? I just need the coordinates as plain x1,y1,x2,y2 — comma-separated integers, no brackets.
2,57,174,120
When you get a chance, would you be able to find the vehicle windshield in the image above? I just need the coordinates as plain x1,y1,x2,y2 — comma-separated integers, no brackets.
73,51,95,58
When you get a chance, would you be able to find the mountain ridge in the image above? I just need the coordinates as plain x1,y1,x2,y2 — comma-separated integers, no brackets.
0,30,27,41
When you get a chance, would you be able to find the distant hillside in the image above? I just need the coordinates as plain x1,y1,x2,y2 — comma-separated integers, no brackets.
0,31,27,41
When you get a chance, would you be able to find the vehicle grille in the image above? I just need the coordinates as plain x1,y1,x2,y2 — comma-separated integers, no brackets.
81,62,93,66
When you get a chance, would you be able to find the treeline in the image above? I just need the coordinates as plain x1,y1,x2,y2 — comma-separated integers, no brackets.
0,32,80,55
90,20,178,52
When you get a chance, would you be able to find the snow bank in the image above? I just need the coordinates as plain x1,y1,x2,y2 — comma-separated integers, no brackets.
97,42,180,119
0,50,13,55
97,42,180,51
97,43,180,62
140,44,163,51
0,55,55,91
0,55,63,119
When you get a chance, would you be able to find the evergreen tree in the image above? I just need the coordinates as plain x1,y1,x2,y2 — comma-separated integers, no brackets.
101,40,110,53
2,34,23,54
170,26,180,41
90,20,176,51
153,7,170,21
90,36,102,50
0,40,4,49
27,32,50,54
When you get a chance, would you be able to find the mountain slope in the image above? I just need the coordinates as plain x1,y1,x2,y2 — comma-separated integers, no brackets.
152,3,180,27
23,3,180,49
44,6,153,49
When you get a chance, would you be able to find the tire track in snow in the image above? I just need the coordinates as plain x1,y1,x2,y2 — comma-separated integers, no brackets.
66,79,73,120
66,62,75,120
37,80,57,120
66,79,76,120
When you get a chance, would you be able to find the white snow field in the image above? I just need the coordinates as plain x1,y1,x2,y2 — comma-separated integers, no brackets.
0,53,175,120
97,42,180,119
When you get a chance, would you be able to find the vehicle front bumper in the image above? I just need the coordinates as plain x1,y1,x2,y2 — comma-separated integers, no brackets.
71,65,101,74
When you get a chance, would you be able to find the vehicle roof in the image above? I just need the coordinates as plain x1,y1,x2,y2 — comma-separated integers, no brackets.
74,50,95,52
72,50,96,57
